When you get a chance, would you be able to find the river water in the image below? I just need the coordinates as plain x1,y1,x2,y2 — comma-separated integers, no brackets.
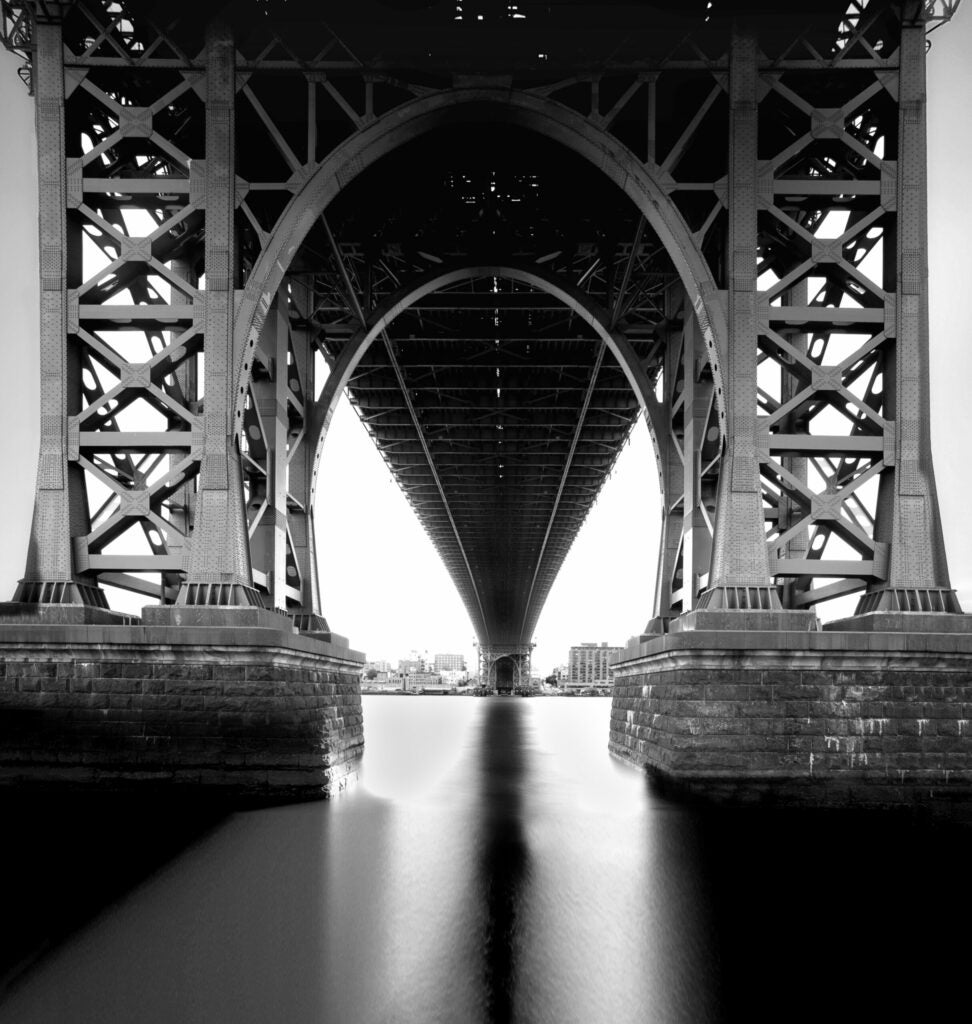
0,695,969,1023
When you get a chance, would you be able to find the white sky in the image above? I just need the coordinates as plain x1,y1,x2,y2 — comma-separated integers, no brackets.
2,12,972,677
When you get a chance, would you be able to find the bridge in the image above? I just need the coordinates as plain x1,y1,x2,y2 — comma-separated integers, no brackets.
1,0,971,802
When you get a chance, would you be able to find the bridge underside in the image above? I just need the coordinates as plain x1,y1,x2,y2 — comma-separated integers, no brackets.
1,0,972,801
309,125,664,647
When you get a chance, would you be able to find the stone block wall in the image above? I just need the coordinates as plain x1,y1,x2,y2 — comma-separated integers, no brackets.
0,624,364,799
610,631,972,805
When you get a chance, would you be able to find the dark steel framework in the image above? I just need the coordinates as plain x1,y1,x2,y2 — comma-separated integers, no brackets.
2,0,966,655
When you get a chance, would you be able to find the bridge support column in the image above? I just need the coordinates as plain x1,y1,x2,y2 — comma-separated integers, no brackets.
686,26,816,631
647,314,686,634
285,280,335,637
612,13,972,803
6,15,116,623
480,644,532,693
154,20,264,620
248,285,293,613
240,279,338,638
646,292,718,634
0,20,363,798
836,4,965,631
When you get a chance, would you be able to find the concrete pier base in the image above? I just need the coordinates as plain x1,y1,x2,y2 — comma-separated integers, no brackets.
610,629,972,809
0,620,364,801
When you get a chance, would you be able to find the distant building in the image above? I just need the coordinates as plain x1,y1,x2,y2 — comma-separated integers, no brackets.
361,671,397,692
398,658,425,675
366,659,391,674
434,653,465,673
391,670,444,691
566,642,622,690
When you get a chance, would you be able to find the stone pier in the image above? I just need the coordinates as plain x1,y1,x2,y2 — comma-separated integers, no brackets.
610,623,972,807
0,616,364,801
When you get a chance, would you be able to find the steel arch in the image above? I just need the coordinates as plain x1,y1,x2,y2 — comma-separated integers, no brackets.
232,86,728,437
308,260,664,497
306,260,669,642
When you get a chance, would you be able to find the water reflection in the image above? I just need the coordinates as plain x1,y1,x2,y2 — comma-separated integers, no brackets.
0,798,332,1023
0,697,970,1023
326,696,487,1023
693,804,972,1023
477,700,531,1022
0,795,230,994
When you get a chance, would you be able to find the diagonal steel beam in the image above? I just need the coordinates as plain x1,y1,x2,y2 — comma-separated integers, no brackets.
515,343,606,644
610,216,646,327
516,218,646,644
320,214,491,642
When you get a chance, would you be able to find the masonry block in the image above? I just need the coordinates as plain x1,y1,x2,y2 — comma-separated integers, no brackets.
610,629,972,808
0,623,364,800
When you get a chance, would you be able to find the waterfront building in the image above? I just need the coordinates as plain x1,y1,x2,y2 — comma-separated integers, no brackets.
434,653,466,673
400,671,445,691
566,643,622,691
361,672,399,692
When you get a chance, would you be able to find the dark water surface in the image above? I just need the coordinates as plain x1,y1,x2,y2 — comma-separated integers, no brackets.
0,696,969,1023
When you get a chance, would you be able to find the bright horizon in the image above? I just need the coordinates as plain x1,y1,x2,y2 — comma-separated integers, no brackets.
3,11,972,677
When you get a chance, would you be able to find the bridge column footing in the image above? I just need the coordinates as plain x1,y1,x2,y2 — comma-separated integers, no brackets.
825,612,972,633
610,629,972,811
0,603,139,626
141,604,296,630
0,622,365,802
670,609,820,633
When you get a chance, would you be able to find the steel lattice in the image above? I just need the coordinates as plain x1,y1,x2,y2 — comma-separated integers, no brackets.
3,0,964,644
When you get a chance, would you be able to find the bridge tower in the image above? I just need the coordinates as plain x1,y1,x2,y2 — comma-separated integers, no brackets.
479,644,533,694
0,0,970,802
610,1,972,801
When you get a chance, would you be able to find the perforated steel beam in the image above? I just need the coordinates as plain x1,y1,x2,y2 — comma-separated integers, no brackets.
696,26,787,617
857,2,958,614
174,20,259,608
12,14,108,614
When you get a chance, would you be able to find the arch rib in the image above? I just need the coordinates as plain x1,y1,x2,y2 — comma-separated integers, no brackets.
232,85,727,640
307,261,666,644
234,87,728,437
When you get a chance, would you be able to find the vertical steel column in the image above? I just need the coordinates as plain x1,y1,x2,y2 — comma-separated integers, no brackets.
269,293,290,606
286,278,327,629
778,283,809,609
650,318,683,626
13,16,105,611
165,258,199,599
696,26,780,613
480,647,494,691
176,21,258,607
681,310,714,611
250,285,290,608
856,3,958,615
648,296,716,631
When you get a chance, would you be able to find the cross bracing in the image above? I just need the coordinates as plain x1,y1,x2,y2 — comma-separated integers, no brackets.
2,0,965,646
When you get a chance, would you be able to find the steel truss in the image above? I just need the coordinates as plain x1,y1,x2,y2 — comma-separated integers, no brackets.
2,0,965,643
